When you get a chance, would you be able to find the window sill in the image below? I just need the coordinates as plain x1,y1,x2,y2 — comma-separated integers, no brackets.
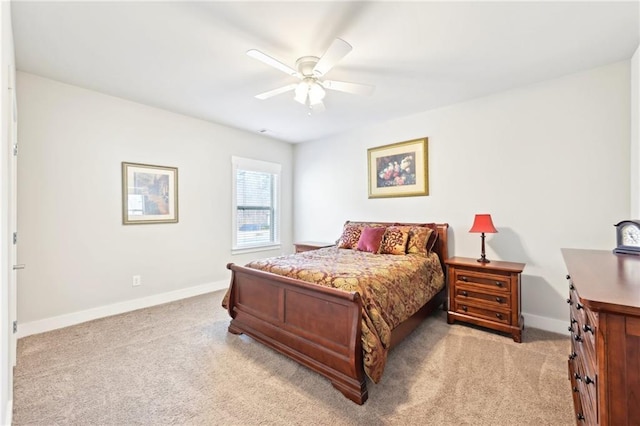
232,244,282,256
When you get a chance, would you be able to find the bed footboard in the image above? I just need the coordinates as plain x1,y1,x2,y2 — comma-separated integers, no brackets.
225,262,368,404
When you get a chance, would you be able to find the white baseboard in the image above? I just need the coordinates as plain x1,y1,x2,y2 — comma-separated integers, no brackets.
523,312,569,336
4,399,12,426
17,280,229,338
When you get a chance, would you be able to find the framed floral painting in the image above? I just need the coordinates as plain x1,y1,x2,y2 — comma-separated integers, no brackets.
122,162,178,224
367,138,429,198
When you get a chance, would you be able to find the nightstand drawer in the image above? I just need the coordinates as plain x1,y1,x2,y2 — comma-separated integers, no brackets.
454,285,511,309
453,302,511,325
453,270,511,293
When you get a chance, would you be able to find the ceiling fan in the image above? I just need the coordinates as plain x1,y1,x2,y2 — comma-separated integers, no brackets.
247,38,375,112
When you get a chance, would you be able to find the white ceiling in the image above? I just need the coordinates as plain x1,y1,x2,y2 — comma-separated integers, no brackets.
10,1,640,144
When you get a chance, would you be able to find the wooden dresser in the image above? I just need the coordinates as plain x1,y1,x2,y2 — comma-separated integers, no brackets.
562,248,640,425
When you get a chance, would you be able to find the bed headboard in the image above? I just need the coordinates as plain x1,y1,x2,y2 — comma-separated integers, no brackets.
432,223,449,269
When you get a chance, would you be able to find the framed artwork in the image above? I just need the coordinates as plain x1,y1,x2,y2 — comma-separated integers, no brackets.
367,137,429,198
122,162,178,224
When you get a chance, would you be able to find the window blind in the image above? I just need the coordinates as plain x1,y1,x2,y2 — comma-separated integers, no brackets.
232,157,281,251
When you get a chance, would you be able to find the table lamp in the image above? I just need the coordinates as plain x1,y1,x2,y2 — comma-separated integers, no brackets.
469,214,498,263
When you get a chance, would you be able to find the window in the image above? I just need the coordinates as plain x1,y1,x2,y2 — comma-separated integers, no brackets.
232,156,281,253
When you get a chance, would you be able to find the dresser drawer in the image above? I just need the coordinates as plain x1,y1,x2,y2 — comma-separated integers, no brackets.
568,360,586,423
454,285,511,309
568,288,598,372
453,301,511,325
453,269,511,293
570,358,598,424
574,358,598,423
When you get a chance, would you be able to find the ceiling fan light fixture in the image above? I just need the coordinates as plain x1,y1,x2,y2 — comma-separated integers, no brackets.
248,38,373,112
308,82,325,105
294,82,309,105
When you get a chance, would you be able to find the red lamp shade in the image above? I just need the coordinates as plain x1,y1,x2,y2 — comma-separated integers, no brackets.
469,214,498,234
469,214,497,263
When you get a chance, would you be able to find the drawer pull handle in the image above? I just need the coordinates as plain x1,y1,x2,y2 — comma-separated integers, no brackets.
568,325,574,332
577,413,585,421
568,352,577,360
574,372,582,381
576,303,584,310
495,313,503,319
462,305,468,312
566,274,571,280
460,276,468,282
573,334,583,343
569,283,575,290
571,317,577,324
495,297,502,303
584,376,594,385
495,281,503,287
461,291,468,297
566,298,573,305
572,386,579,393
582,324,594,334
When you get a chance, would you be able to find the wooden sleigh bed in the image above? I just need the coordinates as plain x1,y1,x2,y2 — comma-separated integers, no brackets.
224,222,449,404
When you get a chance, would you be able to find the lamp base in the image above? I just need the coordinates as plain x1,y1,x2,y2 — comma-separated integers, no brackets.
477,233,490,263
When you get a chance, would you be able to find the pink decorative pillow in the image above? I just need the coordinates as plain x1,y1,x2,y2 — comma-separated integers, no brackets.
380,226,410,255
357,226,387,253
338,223,363,249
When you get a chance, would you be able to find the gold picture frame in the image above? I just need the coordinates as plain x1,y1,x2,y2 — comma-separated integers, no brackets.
122,162,178,224
367,137,429,198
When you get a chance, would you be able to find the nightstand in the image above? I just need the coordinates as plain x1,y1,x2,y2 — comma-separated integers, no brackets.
445,256,525,342
293,241,334,253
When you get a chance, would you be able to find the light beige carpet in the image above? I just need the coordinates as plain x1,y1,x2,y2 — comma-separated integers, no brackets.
13,290,574,425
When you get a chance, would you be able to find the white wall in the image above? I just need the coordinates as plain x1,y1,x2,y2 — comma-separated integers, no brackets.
16,72,293,328
294,61,631,334
632,44,639,217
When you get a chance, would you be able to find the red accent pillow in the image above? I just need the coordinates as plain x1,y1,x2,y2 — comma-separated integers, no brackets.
357,226,387,253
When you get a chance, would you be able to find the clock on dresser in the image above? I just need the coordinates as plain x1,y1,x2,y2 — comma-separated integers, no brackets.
613,220,640,255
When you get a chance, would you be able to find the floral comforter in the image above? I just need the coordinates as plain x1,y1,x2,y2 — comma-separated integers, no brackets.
225,246,444,383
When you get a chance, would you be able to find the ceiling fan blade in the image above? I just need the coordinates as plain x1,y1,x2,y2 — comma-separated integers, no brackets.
312,38,352,76
255,83,298,100
322,80,375,96
246,49,298,77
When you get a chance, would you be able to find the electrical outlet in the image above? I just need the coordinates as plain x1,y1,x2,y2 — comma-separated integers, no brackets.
132,275,141,287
